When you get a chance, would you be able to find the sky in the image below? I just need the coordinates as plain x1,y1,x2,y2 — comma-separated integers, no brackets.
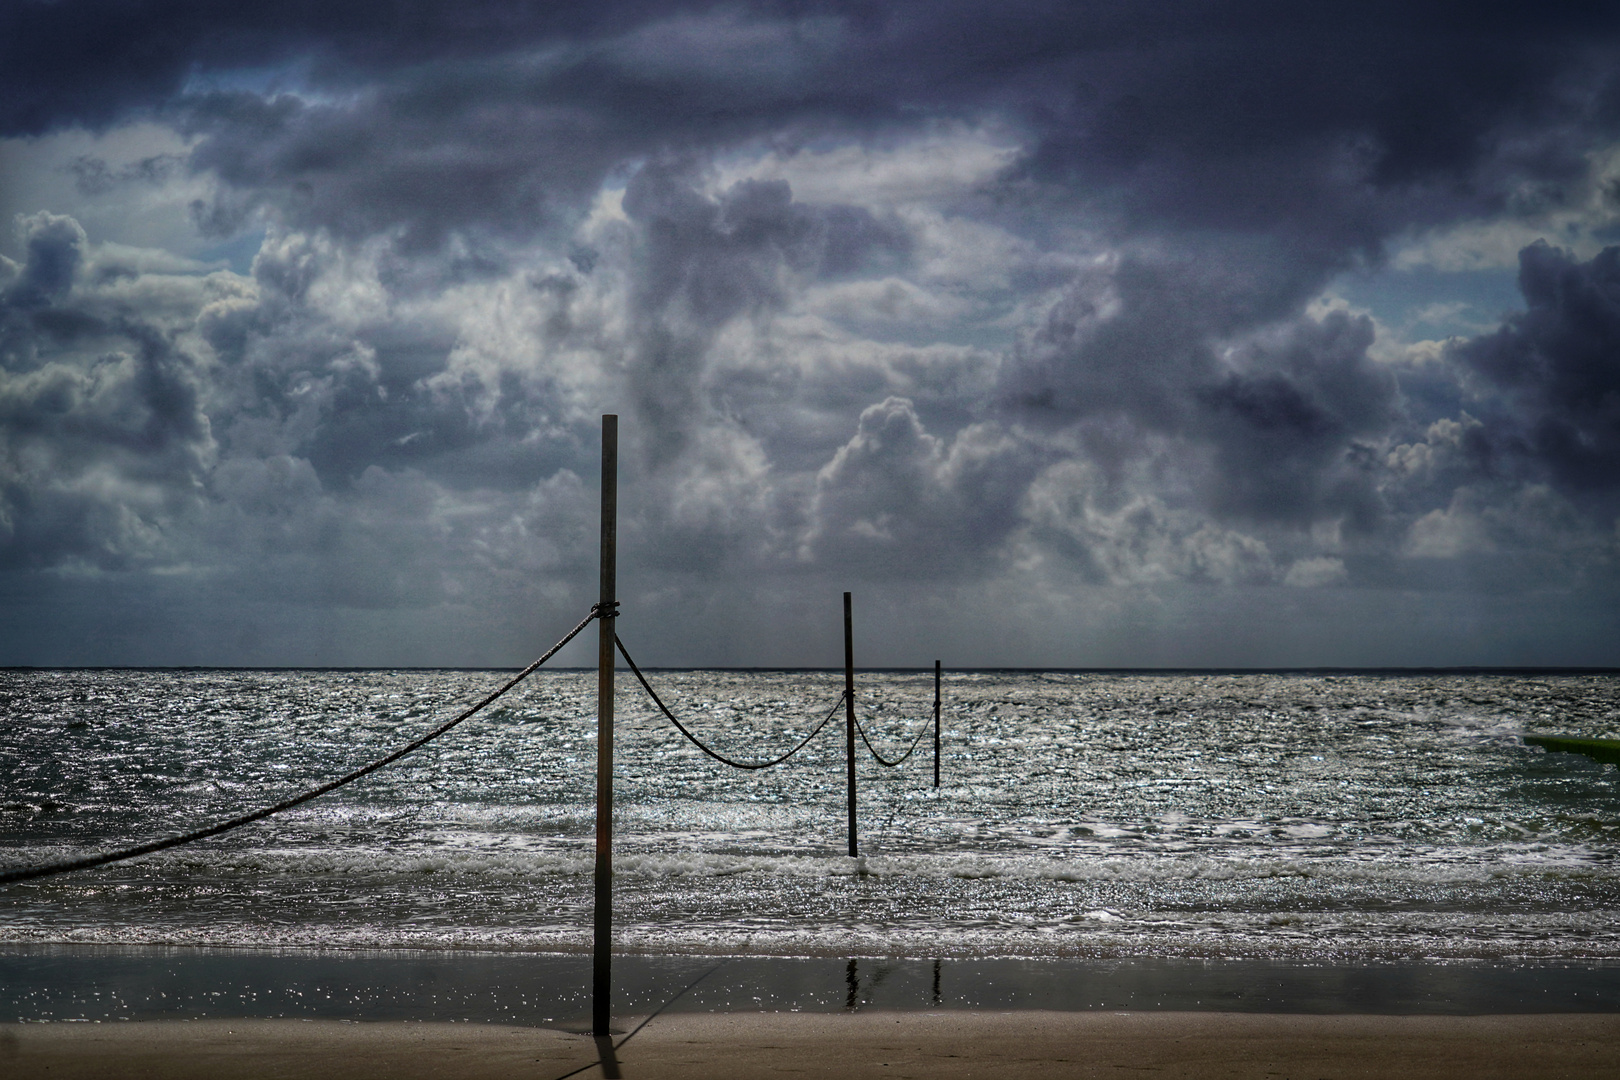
2,1,1620,668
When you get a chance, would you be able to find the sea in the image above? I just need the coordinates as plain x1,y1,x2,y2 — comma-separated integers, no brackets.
4,667,1620,1019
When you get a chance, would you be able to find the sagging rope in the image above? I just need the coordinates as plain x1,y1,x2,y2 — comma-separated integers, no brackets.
0,604,612,887
615,634,843,770
854,710,931,768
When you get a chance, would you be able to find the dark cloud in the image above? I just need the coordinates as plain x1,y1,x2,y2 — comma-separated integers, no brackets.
1002,249,1298,428
4,212,87,310
1196,310,1394,527
70,152,184,196
0,209,599,633
4,3,1620,663
1000,250,1396,531
179,87,631,253
0,0,659,135
1451,241,1620,498
1010,11,1610,226
11,3,1618,258
621,165,908,463
0,215,215,572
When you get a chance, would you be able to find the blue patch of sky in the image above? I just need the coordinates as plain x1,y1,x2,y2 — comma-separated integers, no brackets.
1332,265,1525,341
197,229,266,275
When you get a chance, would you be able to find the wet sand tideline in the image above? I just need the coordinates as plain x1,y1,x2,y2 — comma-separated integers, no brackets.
9,1012,1620,1079
9,948,1620,1020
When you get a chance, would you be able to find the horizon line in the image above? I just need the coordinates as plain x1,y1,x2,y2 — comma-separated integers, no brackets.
4,665,1617,675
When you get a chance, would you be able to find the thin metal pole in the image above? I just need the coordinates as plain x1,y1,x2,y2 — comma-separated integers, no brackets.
844,591,857,858
593,414,617,1038
933,659,941,789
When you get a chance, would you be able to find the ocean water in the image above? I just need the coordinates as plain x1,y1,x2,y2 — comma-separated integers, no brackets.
4,668,1620,964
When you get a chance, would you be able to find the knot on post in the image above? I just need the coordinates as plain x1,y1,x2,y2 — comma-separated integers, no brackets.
591,600,621,621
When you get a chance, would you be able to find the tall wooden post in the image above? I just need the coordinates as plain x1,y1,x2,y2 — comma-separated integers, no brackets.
593,414,617,1037
933,659,941,789
844,591,857,857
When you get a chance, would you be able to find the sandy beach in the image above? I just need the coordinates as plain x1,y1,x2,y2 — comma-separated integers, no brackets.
10,1012,1620,1079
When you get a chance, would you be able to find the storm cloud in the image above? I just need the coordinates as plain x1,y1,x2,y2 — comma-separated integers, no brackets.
2,1,1619,665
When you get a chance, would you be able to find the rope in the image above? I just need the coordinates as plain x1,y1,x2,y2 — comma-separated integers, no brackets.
854,710,931,768
615,634,842,770
0,605,609,887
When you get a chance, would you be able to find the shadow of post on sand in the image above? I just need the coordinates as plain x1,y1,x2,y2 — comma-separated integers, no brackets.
592,1034,621,1079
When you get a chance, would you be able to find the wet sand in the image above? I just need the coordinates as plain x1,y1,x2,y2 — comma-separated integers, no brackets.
9,947,1620,1020
10,1012,1620,1079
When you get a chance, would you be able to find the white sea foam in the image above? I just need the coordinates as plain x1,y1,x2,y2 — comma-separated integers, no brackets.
4,841,1607,889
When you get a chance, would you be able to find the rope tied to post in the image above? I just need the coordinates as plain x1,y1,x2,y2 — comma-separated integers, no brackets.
0,604,612,887
854,710,932,767
615,633,844,770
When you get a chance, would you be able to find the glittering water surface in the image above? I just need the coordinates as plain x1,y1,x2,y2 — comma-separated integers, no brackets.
3,669,1620,961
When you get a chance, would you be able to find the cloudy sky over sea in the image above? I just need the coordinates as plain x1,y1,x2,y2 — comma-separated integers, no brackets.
2,2,1619,668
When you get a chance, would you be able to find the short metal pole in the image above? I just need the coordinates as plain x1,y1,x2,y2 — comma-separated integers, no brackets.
844,591,857,858
933,659,941,789
593,414,617,1037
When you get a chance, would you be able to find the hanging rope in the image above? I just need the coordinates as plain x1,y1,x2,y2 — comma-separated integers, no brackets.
615,634,843,770
0,605,610,887
854,710,931,767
